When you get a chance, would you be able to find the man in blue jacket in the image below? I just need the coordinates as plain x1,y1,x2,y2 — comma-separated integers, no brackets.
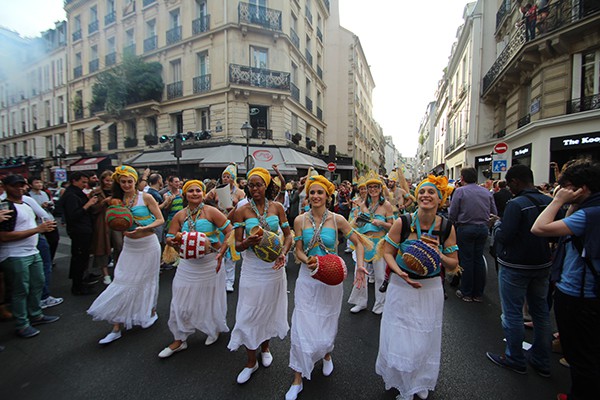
486,164,553,377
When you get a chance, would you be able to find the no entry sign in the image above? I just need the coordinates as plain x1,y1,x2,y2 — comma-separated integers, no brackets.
494,142,508,154
327,162,336,172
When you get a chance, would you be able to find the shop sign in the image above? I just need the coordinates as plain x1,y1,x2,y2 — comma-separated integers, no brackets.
551,132,600,151
474,155,492,166
512,143,532,159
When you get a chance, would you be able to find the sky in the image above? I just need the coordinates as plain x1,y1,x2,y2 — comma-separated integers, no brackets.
0,0,470,157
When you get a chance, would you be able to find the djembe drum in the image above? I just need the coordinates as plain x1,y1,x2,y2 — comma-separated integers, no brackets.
178,231,209,259
309,254,348,286
401,235,441,276
105,201,134,232
250,226,283,263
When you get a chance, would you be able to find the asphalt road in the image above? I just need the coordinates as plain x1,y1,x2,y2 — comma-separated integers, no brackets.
0,230,570,400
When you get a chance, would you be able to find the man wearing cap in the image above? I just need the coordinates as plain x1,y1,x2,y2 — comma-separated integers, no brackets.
0,174,60,338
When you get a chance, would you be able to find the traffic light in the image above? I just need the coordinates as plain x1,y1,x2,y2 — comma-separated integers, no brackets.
159,135,169,143
173,135,182,158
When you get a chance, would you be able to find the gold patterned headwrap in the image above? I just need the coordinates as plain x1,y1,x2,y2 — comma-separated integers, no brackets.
222,163,237,181
416,175,454,207
364,170,383,187
182,179,205,195
357,175,367,188
248,167,271,186
112,165,138,183
305,175,335,196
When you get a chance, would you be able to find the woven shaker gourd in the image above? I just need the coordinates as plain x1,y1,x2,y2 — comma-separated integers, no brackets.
250,226,282,263
401,238,441,276
178,231,209,259
105,199,134,232
309,254,348,286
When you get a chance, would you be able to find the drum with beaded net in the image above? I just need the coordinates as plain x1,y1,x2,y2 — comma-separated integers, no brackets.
309,254,348,286
250,226,283,263
105,205,134,232
401,240,441,276
179,231,209,259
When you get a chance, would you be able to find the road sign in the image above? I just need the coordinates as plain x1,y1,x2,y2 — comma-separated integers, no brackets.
492,159,508,173
327,162,336,172
54,168,67,182
494,142,508,154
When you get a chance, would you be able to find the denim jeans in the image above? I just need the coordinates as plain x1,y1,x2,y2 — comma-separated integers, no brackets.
499,265,551,369
457,224,488,297
2,254,44,329
37,235,52,300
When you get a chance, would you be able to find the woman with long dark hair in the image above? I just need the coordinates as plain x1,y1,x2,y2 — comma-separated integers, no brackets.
87,166,164,344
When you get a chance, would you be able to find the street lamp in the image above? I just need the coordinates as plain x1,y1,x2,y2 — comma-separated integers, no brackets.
241,121,253,173
55,144,65,168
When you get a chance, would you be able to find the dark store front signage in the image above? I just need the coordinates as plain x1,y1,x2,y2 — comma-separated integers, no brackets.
551,132,600,151
474,155,492,166
512,144,531,159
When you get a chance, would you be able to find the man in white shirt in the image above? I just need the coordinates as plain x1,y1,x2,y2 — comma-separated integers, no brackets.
0,175,59,338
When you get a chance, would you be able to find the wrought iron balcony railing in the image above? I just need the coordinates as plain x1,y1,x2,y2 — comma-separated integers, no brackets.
76,146,85,153
167,81,183,99
305,50,312,66
92,143,101,152
123,43,135,56
483,0,600,95
250,128,273,140
124,137,138,148
143,0,156,7
105,52,116,66
72,29,82,42
105,11,116,26
496,0,511,31
566,93,600,114
193,75,211,94
229,64,290,91
89,58,99,73
291,83,299,102
517,114,531,128
192,15,210,35
88,20,99,35
166,26,182,45
493,129,507,138
238,2,282,31
144,35,157,52
108,142,118,150
305,96,313,112
290,28,300,49
73,65,82,78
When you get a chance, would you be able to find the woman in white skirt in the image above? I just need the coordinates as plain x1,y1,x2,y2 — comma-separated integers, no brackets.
157,179,232,358
87,165,164,344
285,175,368,400
228,167,293,384
377,176,459,400
348,170,394,314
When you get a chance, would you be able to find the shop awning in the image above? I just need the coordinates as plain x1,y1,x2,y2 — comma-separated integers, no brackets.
69,157,107,171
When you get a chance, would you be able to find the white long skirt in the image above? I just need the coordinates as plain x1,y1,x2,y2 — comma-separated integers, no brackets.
227,250,289,351
375,273,443,397
289,263,343,379
167,256,229,341
87,234,161,329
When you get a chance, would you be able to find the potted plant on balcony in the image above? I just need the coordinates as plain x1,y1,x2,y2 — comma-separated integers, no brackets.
291,133,302,145
124,136,138,148
317,144,324,154
144,134,158,145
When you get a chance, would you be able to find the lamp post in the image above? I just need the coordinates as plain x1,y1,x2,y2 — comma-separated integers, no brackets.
55,144,65,168
241,121,253,174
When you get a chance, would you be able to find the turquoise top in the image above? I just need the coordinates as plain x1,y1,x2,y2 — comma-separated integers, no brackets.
244,215,280,235
129,205,156,231
356,214,387,235
302,227,336,256
182,219,230,244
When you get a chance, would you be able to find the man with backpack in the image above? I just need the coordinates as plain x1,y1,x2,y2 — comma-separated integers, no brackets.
486,165,553,377
532,159,600,400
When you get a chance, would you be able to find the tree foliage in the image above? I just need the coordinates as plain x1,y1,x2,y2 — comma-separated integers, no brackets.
90,55,163,116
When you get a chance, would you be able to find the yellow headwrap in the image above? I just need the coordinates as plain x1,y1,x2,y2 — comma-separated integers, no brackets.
248,167,271,186
364,170,383,187
416,175,454,208
112,165,138,183
305,175,335,196
222,163,237,181
357,175,367,188
182,179,205,195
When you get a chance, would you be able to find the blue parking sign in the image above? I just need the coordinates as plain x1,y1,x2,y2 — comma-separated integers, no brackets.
492,160,508,173
54,168,67,182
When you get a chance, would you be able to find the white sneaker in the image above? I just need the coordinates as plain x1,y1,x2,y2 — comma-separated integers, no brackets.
205,334,219,346
99,330,121,344
285,383,303,400
416,390,429,399
261,351,273,367
368,275,375,284
141,314,158,329
226,284,234,293
236,362,259,384
323,357,334,376
350,305,366,314
40,296,64,309
103,275,112,285
158,341,188,358
107,261,114,268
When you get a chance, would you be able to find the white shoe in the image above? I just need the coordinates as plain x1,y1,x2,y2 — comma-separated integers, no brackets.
236,362,259,384
205,334,219,346
158,341,188,358
323,357,334,376
396,395,413,400
99,330,121,344
344,247,353,253
372,309,383,315
285,383,303,400
107,261,114,268
368,276,375,284
226,284,234,293
416,390,429,399
40,296,64,309
141,314,158,329
103,275,112,285
350,305,366,314
261,351,273,367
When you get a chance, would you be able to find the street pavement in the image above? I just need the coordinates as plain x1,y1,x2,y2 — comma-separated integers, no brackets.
1,229,571,400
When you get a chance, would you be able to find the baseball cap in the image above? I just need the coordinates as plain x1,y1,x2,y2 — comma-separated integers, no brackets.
1,174,26,186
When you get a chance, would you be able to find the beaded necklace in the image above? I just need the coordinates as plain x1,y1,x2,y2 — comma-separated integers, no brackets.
305,209,331,254
184,203,204,232
124,191,138,210
249,198,270,230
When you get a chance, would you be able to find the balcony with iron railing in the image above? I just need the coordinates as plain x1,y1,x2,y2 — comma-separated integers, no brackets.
72,29,81,42
76,146,85,153
291,83,299,102
192,15,210,35
483,0,600,95
496,0,511,31
493,128,507,139
144,35,157,52
88,20,99,35
73,65,82,78
305,49,312,66
567,93,600,114
143,0,156,7
92,143,101,152
305,96,313,112
290,28,300,49
250,128,273,140
124,137,138,148
105,11,116,26
89,58,99,73
166,26,182,45
193,74,211,94
105,52,116,66
517,113,531,128
167,81,183,100
229,64,290,91
108,141,118,150
445,136,465,155
238,2,282,31
123,43,136,56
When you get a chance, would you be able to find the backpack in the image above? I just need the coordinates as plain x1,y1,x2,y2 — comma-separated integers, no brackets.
551,235,600,298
